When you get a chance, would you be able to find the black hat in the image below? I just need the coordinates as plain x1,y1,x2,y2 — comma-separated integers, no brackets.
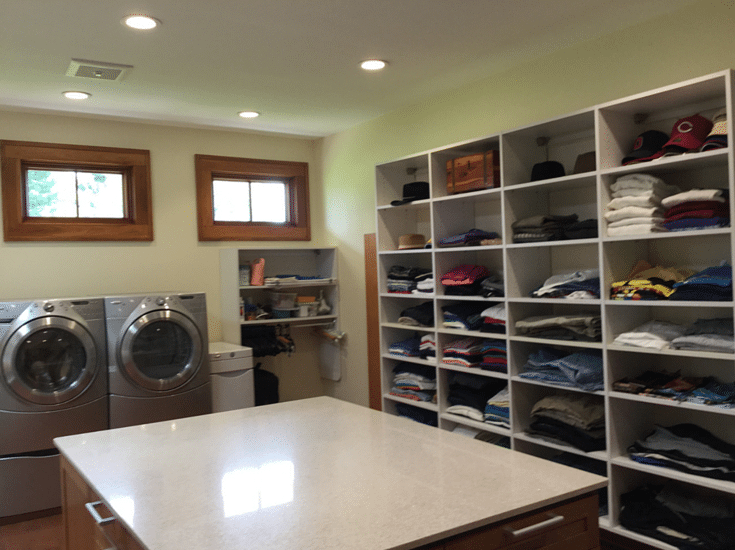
530,161,565,182
391,181,430,206
622,130,669,165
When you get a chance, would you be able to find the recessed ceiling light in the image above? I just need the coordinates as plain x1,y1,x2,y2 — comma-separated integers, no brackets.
63,91,91,100
123,15,160,30
360,59,387,71
238,111,260,119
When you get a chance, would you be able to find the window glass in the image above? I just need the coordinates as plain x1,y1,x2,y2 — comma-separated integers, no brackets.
26,169,124,219
252,182,286,223
213,179,251,222
212,179,287,223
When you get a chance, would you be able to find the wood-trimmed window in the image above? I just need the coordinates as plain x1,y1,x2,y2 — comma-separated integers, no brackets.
195,154,310,241
1,140,153,241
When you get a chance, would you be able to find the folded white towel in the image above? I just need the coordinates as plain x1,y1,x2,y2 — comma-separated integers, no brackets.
607,223,666,236
604,206,663,222
661,188,728,208
606,194,662,210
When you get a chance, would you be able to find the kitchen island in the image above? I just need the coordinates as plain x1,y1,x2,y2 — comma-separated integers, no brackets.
55,396,606,550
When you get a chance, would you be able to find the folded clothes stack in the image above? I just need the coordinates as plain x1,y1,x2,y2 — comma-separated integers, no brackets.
620,484,735,550
530,268,600,299
613,369,735,410
670,263,733,301
389,362,436,403
519,347,603,391
388,335,421,358
629,423,735,482
511,213,580,243
419,333,435,358
610,260,695,300
445,372,506,422
604,173,681,236
514,313,601,341
397,301,434,327
438,228,501,247
527,393,606,452
483,386,510,427
662,188,730,231
441,302,487,331
480,303,506,333
439,265,504,297
613,317,734,353
441,338,506,371
387,265,432,294
480,339,507,373
440,264,489,296
442,338,489,368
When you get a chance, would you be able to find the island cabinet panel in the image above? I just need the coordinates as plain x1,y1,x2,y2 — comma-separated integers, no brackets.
439,494,599,550
61,456,144,550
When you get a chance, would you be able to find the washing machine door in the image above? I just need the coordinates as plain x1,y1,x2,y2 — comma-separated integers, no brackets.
1,317,97,405
119,310,203,391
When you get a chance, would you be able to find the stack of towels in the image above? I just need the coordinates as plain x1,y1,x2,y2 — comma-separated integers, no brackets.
604,173,681,236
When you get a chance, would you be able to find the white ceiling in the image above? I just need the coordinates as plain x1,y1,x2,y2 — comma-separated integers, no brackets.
0,0,697,138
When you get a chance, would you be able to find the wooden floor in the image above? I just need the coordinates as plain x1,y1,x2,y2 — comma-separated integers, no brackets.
0,509,62,550
0,510,654,550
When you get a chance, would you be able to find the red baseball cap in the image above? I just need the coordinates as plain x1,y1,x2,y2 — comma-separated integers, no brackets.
662,114,713,152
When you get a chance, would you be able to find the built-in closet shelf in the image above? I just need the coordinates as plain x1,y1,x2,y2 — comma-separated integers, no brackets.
509,337,603,349
383,393,437,411
440,363,508,380
382,354,436,366
612,455,735,495
238,314,337,327
376,69,735,547
606,344,734,360
609,392,735,416
513,433,608,462
220,247,341,380
440,413,511,436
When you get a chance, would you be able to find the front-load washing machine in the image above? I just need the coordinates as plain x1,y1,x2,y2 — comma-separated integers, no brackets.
0,297,108,517
105,292,211,429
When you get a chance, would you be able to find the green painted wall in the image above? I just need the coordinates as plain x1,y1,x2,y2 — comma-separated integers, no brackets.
321,0,735,405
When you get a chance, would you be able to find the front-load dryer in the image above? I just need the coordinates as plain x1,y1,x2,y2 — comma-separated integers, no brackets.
0,297,108,517
105,292,211,429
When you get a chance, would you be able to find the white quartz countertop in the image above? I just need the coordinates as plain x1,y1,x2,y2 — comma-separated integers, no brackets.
55,396,606,550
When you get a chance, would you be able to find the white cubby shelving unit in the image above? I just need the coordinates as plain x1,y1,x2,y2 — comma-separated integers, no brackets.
375,70,735,549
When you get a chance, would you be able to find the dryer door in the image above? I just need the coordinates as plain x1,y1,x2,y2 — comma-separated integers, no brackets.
1,317,97,405
119,310,203,391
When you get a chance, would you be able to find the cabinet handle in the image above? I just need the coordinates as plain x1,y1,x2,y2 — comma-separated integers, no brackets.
85,500,116,526
503,513,564,539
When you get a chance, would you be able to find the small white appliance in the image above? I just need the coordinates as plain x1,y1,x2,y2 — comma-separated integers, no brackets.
105,292,211,429
208,341,254,412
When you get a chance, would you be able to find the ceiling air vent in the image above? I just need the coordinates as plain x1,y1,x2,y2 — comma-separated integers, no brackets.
66,59,133,81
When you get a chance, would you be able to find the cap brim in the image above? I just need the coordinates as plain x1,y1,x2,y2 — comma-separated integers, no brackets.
623,150,665,165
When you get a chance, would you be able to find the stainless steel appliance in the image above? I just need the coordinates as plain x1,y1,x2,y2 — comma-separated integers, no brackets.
0,297,108,517
105,293,211,429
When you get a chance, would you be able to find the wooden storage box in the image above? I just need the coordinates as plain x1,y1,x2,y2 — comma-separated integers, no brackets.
446,150,499,194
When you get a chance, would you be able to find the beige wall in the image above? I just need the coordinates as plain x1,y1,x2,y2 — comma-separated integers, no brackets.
0,112,330,401
2,0,734,408
320,0,735,406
